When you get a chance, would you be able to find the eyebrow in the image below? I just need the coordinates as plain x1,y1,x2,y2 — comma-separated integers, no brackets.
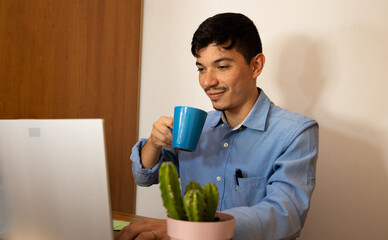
196,57,235,66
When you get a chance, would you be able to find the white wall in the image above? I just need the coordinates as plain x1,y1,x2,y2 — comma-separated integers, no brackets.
136,0,388,239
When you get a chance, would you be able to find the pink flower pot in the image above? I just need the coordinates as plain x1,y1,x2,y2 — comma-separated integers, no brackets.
166,212,235,240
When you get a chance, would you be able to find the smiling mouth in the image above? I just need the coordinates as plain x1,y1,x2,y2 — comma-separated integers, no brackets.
208,92,224,100
205,87,227,100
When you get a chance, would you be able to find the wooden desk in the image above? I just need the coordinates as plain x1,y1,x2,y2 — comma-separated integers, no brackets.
113,211,145,222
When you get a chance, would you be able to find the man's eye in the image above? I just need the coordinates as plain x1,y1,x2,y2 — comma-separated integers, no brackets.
197,68,205,72
217,65,229,70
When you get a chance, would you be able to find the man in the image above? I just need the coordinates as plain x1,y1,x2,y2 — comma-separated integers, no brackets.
117,12,318,240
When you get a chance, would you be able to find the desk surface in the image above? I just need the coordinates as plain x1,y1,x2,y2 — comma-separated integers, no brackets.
112,211,145,222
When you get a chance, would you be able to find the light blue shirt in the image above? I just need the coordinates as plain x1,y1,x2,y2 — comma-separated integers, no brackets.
131,89,318,240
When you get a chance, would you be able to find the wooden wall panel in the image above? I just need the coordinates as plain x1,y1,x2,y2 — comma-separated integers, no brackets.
0,0,142,213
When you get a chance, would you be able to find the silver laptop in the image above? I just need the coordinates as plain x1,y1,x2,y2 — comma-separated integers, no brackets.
0,119,114,240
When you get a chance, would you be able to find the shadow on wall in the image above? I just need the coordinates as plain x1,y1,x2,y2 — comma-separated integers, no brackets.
271,35,388,239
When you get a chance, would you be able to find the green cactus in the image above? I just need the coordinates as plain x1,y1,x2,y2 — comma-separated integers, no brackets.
203,183,219,221
159,162,219,222
184,181,202,195
158,162,186,220
183,188,205,222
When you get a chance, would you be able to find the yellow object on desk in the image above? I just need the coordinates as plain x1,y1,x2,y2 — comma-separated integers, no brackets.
113,220,130,231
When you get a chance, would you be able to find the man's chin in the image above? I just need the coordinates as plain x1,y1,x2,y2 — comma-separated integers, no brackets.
212,103,227,112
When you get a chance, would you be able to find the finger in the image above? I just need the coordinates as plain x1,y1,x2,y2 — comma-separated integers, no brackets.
115,223,147,240
159,116,174,129
134,230,157,240
155,117,174,135
117,218,164,240
158,116,174,141
114,225,133,240
150,128,172,147
150,118,173,147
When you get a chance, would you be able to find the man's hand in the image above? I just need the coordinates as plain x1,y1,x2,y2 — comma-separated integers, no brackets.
114,218,169,240
148,116,174,149
141,117,173,169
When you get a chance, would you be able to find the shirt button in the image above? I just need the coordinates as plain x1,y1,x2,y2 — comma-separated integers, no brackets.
224,142,229,148
216,176,221,181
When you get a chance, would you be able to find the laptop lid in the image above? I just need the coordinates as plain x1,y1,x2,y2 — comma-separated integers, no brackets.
0,119,114,240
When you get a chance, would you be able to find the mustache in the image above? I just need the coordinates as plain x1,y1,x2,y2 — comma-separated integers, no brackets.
205,86,228,93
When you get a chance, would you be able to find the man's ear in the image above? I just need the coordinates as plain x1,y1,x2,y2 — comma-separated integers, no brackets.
251,53,265,79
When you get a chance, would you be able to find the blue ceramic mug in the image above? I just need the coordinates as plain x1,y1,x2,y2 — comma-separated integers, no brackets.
172,106,207,152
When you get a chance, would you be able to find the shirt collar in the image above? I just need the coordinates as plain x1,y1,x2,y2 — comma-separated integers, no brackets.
209,88,271,131
209,111,224,128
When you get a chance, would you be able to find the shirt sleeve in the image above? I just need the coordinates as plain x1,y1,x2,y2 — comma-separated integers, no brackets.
224,122,319,240
130,138,179,187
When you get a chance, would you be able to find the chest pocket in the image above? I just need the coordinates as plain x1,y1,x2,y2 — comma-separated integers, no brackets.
231,176,267,207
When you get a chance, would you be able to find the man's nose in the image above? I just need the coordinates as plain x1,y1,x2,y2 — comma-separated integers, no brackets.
201,70,219,88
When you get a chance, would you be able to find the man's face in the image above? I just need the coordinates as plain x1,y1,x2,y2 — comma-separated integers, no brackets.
196,44,262,115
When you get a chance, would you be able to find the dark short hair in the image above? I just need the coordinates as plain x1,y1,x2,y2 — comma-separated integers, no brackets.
191,13,262,63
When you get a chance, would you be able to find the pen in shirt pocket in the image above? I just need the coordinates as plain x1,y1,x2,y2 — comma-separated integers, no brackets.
234,168,243,191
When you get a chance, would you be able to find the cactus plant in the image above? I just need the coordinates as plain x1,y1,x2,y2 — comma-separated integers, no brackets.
159,162,219,222
183,188,205,222
159,161,186,220
203,183,219,221
184,181,202,195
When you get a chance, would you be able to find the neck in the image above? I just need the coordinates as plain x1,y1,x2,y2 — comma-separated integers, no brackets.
224,89,260,128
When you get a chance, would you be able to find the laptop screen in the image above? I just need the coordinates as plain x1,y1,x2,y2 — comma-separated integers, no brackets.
0,119,114,240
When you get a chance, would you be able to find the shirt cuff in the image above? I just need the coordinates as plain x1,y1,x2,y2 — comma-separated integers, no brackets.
223,206,262,240
130,138,162,186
